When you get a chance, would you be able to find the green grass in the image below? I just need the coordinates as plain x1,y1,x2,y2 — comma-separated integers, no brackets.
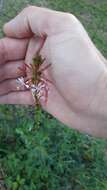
0,0,107,190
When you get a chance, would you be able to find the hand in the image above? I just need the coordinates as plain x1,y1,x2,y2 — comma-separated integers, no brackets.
1,6,107,137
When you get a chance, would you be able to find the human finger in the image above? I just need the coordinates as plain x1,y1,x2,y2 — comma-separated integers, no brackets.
24,36,45,83
0,60,25,82
0,79,27,96
25,36,45,65
4,6,71,38
0,91,34,105
0,37,29,64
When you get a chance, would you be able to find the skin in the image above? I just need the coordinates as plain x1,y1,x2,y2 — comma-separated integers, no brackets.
0,6,107,138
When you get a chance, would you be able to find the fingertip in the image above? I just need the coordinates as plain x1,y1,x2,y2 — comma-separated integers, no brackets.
3,19,20,38
3,22,12,36
3,17,33,38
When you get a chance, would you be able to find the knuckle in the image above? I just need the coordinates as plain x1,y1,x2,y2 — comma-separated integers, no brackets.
61,12,81,32
65,12,78,23
23,5,36,13
0,38,7,62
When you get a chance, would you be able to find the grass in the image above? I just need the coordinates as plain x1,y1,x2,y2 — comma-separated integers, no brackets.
0,0,107,189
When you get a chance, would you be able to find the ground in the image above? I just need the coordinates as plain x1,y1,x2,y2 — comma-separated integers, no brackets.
0,0,107,190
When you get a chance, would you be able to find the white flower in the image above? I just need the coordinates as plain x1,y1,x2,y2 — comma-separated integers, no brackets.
17,77,29,89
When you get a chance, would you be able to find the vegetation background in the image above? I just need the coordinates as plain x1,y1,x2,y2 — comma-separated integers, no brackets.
0,0,107,190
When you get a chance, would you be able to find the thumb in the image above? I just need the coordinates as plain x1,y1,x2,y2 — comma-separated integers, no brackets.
4,6,70,38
